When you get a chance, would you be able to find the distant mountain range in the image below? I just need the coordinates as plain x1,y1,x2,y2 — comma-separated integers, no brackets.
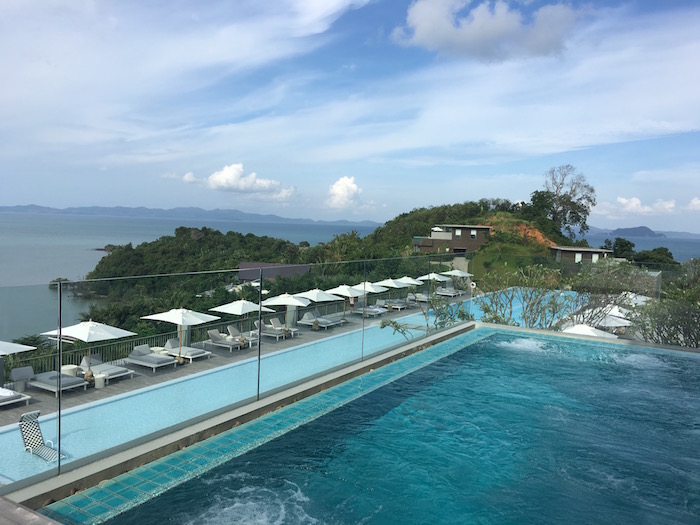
0,205,381,228
587,225,700,240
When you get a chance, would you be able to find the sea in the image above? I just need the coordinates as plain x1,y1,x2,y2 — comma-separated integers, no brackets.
0,212,377,341
583,233,700,263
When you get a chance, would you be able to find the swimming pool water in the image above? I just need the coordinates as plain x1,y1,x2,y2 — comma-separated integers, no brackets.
101,331,700,524
0,322,420,483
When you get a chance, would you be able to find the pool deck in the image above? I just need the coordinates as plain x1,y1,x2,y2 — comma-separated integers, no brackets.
1,308,458,512
0,313,415,428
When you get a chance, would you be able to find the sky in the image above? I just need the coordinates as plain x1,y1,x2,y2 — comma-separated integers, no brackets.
1,0,699,232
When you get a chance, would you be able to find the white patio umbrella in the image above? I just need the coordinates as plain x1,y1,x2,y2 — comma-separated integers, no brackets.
374,278,411,300
619,292,651,306
595,314,632,328
396,276,423,286
41,320,137,370
294,289,344,303
374,278,411,289
0,341,36,385
440,269,473,278
562,324,618,339
325,284,365,298
210,300,274,334
210,299,274,316
326,284,365,318
141,308,220,358
584,307,632,328
262,293,311,308
351,282,388,294
262,293,311,326
417,272,451,283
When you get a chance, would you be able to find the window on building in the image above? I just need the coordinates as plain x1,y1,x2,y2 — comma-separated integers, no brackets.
455,229,461,238
470,229,477,239
575,253,583,263
592,253,599,263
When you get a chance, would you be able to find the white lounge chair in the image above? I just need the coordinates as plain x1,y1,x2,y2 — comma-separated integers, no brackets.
79,354,135,385
11,366,88,398
353,306,388,317
298,312,343,330
253,320,286,341
125,344,177,373
163,338,212,362
0,387,30,408
227,325,257,346
207,330,244,352
269,318,299,337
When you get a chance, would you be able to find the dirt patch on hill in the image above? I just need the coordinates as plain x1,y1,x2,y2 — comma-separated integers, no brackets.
485,217,556,247
512,223,555,246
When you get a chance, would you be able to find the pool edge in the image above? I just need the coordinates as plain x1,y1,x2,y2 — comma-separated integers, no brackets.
4,323,477,511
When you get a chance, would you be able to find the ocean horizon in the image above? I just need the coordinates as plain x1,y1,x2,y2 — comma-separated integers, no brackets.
0,212,377,341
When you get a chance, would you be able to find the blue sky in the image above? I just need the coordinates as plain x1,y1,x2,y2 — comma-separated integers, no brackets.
1,0,699,232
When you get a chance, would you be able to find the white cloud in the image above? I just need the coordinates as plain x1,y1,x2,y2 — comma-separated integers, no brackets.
393,0,577,61
183,163,295,201
594,197,677,219
327,176,362,209
205,164,278,192
688,197,700,211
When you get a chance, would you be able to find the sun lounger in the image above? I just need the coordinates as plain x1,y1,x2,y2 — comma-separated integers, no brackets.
0,387,30,408
298,312,343,330
387,298,411,310
411,292,430,302
125,344,177,372
227,325,257,346
353,306,388,318
18,411,65,462
436,287,460,297
11,366,88,398
270,318,299,337
162,339,212,363
79,355,135,385
207,329,244,351
253,320,286,341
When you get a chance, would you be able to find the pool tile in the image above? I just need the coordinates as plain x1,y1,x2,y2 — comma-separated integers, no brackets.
44,329,487,524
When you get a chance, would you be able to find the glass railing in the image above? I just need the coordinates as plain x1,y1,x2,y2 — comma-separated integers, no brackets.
1,252,696,493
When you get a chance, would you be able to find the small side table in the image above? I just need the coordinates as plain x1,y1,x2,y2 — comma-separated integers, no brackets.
94,374,107,389
61,364,79,377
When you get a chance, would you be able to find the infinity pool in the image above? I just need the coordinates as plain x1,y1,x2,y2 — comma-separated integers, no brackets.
49,328,700,524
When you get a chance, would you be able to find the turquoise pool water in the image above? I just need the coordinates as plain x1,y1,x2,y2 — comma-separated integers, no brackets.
0,322,422,483
64,329,699,524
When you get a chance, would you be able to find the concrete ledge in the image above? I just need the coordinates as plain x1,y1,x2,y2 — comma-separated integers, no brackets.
6,323,475,510
0,496,62,524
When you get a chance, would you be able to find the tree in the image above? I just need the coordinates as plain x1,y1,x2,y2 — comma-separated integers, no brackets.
543,164,596,239
604,237,635,259
474,265,574,329
633,259,700,347
633,247,679,270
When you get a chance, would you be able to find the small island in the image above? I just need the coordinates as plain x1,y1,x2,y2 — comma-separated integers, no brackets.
610,226,665,238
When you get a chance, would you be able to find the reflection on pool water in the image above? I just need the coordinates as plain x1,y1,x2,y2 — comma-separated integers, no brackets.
52,328,700,524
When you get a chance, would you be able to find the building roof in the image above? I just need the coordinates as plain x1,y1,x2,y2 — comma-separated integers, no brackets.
435,224,492,230
550,245,613,254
